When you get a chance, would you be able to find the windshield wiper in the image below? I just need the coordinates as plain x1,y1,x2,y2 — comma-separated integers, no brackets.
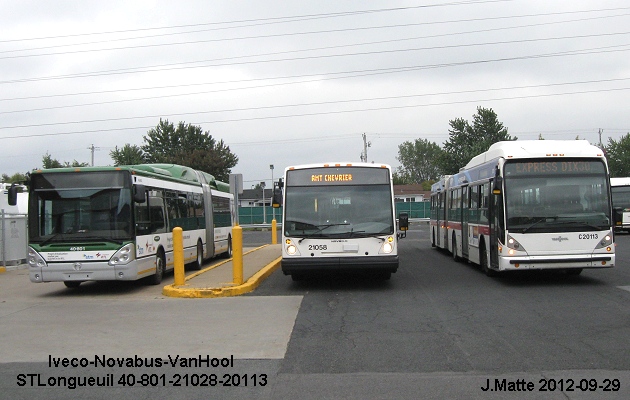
298,223,349,243
521,217,549,233
39,233,65,246
551,220,604,231
82,235,124,245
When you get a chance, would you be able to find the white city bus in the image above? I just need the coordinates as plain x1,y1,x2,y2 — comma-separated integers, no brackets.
610,177,630,232
9,164,234,288
430,140,614,276
278,162,399,280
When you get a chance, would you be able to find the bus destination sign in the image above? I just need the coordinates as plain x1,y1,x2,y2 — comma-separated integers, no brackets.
311,173,353,182
287,167,389,186
505,160,605,176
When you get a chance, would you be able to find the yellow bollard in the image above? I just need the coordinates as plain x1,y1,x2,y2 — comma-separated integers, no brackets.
232,224,243,285
173,227,185,286
271,219,277,244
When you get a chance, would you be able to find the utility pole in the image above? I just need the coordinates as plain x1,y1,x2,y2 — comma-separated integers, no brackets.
598,128,603,149
88,144,100,166
360,133,371,162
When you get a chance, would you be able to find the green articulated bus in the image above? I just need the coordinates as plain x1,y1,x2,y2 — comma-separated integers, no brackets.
8,164,234,288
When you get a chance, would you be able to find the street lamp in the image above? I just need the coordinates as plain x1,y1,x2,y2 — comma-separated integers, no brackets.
260,181,266,224
270,164,275,221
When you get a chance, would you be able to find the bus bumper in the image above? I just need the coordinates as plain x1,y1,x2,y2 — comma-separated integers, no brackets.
281,255,399,275
498,254,614,271
29,261,146,283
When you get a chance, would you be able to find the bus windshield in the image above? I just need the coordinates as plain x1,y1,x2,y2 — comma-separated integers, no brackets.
284,185,394,238
29,172,133,243
504,159,611,233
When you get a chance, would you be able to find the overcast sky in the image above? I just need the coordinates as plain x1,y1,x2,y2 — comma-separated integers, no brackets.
1,0,628,187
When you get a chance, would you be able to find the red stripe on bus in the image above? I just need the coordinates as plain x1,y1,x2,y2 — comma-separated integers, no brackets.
448,222,462,230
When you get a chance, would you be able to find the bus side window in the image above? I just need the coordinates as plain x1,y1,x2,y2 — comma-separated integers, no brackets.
165,191,179,230
479,183,489,224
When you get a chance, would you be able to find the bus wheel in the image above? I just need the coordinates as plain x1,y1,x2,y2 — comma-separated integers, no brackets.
431,229,436,247
566,268,583,276
223,235,233,258
452,233,459,261
376,271,391,280
64,281,81,289
479,242,496,277
192,240,204,270
149,250,165,285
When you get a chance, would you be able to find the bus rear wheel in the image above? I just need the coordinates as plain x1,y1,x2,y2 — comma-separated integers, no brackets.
191,240,204,270
452,233,459,261
64,281,82,289
566,268,583,276
223,235,233,258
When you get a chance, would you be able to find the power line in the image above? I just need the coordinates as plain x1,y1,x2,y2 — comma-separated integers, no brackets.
3,9,628,61
5,5,625,55
2,42,629,115
3,25,630,98
1,85,628,141
3,76,630,129
0,0,516,44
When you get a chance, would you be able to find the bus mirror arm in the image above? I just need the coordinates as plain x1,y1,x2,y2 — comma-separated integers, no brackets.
133,184,146,203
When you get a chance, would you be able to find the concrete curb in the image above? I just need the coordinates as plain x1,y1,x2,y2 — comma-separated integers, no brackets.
162,245,282,298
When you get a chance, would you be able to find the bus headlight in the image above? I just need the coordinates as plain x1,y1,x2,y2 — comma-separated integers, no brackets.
28,247,47,268
595,233,613,250
380,236,394,254
109,243,135,266
285,239,300,256
506,235,526,256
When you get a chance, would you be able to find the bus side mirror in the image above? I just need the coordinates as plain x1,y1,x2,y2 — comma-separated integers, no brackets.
492,175,503,195
398,212,409,238
272,178,284,208
272,188,282,208
133,184,146,203
7,184,18,206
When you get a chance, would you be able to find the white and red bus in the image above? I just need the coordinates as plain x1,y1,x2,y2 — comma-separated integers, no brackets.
430,140,615,276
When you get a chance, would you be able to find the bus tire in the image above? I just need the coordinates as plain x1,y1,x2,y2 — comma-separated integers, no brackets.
376,271,391,280
479,241,496,277
431,229,436,247
191,240,204,270
566,268,583,276
223,235,233,258
452,233,459,261
64,281,81,289
149,249,165,285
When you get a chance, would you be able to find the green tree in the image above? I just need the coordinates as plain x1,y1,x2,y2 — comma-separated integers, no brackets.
142,119,238,181
395,138,444,183
438,107,516,174
41,152,89,169
110,144,145,166
605,133,630,177
1,172,27,184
